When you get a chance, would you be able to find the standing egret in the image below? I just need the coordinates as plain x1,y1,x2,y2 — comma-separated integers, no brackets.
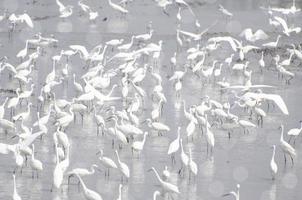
148,167,180,196
179,138,188,176
287,121,302,145
205,115,215,154
188,148,198,180
145,118,170,136
167,127,181,163
270,145,278,180
0,97,8,119
115,150,130,182
259,51,265,72
97,149,117,177
30,144,43,179
279,125,296,165
262,35,281,48
76,174,103,200
131,132,148,157
67,164,99,184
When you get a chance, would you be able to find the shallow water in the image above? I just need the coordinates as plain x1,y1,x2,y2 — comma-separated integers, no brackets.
0,0,302,200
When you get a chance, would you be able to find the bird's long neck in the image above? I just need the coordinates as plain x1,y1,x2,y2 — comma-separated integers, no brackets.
142,133,147,145
280,126,284,141
77,175,87,190
152,168,163,184
106,85,116,97
272,146,276,161
32,145,35,159
116,151,121,163
276,36,280,44
13,175,17,194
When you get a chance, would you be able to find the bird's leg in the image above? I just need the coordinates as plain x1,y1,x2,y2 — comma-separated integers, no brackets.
284,154,287,165
290,155,294,166
207,143,209,155
288,135,293,143
228,131,231,140
32,170,34,179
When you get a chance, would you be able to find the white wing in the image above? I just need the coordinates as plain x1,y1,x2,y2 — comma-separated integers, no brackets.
20,13,34,28
21,131,45,147
274,16,289,32
254,29,269,40
70,45,89,59
246,93,288,115
208,36,239,52
179,30,199,39
56,0,66,12
242,45,259,54
8,13,17,21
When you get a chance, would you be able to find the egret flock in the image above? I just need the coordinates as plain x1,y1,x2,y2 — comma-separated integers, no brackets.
0,0,301,200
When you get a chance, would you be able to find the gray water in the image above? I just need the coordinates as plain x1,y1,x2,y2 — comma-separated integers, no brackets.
0,0,302,200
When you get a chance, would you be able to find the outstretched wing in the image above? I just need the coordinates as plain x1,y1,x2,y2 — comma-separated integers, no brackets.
179,30,199,39
20,13,34,28
274,16,288,32
208,36,239,52
246,92,289,115
56,0,66,12
70,45,89,59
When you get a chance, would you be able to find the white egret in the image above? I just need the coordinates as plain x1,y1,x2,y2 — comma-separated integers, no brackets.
270,145,278,180
239,28,268,42
67,164,99,184
167,127,181,163
97,149,117,176
148,167,180,196
76,174,103,200
30,144,43,179
287,121,302,144
108,0,129,14
131,132,148,156
279,125,296,165
115,150,130,181
262,35,281,48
